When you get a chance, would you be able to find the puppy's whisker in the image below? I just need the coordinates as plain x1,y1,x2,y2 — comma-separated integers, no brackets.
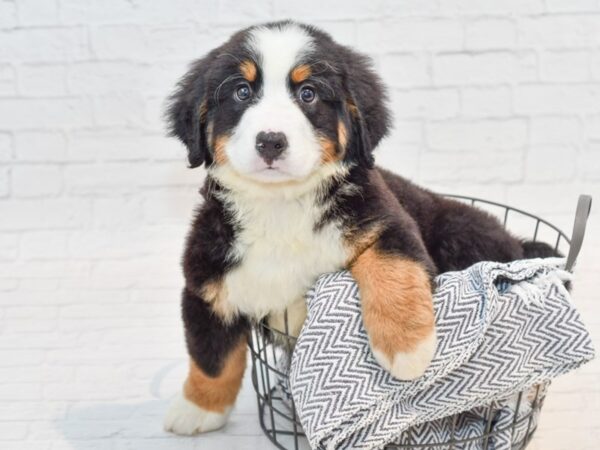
311,76,336,97
218,52,244,64
214,73,245,105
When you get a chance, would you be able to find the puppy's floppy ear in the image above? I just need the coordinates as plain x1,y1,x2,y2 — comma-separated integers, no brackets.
166,54,216,168
341,49,392,169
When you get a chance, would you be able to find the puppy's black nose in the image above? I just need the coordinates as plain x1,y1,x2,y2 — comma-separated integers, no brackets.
255,131,288,164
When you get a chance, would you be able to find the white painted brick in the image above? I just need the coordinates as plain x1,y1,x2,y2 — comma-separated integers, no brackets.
388,121,423,144
0,0,17,29
582,142,600,181
0,260,89,280
0,400,67,421
14,131,67,162
540,51,590,82
0,422,28,440
0,233,18,261
375,143,420,179
20,231,68,260
67,62,147,95
0,63,16,96
515,84,600,114
530,116,581,145
141,189,198,224
439,0,544,14
58,0,139,25
391,88,460,119
461,86,512,117
433,52,537,85
94,95,148,128
585,116,600,140
0,166,8,197
11,165,62,197
426,119,528,151
0,199,90,230
465,18,517,50
357,19,463,52
505,183,586,214
591,51,600,81
275,0,384,20
0,27,88,62
379,0,441,16
217,0,272,22
92,197,144,228
0,383,41,400
0,98,93,129
67,230,158,260
380,53,430,88
525,145,577,182
17,0,59,26
420,150,524,183
545,0,598,13
60,0,218,25
92,24,199,62
0,133,12,161
64,164,138,195
0,279,18,291
68,130,172,162
518,16,600,49
18,64,68,96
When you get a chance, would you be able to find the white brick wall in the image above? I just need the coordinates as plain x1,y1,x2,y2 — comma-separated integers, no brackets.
1,1,599,449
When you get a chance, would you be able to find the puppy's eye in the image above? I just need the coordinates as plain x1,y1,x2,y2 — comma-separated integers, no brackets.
235,84,252,101
299,86,316,103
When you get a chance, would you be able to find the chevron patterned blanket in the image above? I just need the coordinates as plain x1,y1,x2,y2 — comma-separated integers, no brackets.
288,258,594,450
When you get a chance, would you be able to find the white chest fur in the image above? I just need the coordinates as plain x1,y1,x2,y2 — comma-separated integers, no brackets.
220,189,348,328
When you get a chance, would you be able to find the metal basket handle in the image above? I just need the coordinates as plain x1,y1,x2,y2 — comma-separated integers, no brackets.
565,194,592,272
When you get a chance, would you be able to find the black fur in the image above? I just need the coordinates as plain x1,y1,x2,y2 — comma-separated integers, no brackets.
182,287,249,377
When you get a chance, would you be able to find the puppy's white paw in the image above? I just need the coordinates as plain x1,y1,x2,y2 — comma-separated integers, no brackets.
372,330,436,381
163,393,230,435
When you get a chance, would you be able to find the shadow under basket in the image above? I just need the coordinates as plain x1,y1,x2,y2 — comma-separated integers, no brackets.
247,194,592,450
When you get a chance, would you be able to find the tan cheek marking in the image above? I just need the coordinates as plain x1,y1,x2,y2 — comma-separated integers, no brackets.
184,336,247,413
338,120,348,150
239,60,257,82
291,64,311,84
319,136,338,164
350,247,435,359
213,134,229,165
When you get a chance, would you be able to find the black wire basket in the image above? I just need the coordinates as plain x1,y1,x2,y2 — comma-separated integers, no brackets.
248,194,592,450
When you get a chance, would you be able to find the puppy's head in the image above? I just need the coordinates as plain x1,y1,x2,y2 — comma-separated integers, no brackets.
167,21,390,187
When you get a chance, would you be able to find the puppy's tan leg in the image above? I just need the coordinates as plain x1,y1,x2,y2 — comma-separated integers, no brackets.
164,336,247,435
351,247,436,380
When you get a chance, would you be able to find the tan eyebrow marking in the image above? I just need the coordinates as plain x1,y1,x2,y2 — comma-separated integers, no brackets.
239,60,257,82
291,64,312,84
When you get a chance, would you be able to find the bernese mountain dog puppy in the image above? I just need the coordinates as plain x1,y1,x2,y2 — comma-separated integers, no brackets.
163,20,555,435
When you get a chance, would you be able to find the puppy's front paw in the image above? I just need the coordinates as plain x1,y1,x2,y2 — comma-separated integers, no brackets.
371,329,436,380
351,250,437,380
164,393,230,435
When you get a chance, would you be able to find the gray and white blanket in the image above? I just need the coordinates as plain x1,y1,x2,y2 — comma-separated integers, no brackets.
288,258,594,450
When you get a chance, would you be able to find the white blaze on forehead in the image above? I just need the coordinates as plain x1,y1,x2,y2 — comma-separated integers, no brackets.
219,24,322,186
247,25,314,90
